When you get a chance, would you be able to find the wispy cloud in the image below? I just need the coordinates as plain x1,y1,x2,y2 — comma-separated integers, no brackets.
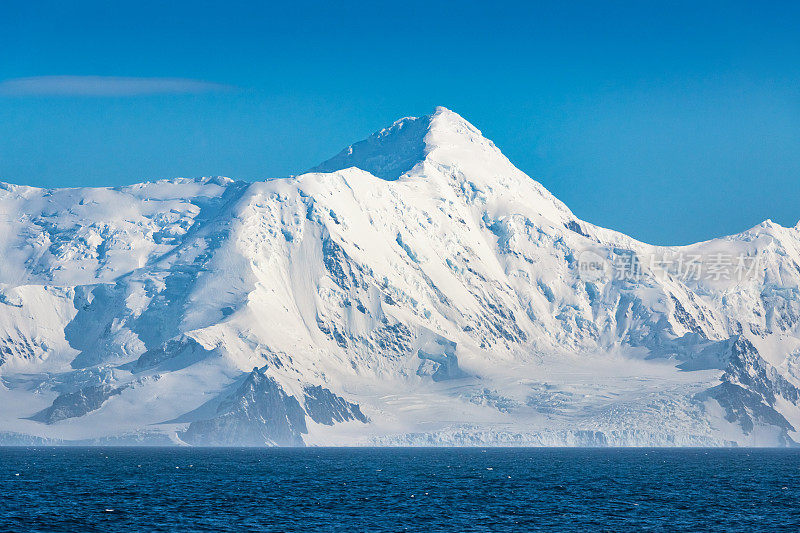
0,76,234,96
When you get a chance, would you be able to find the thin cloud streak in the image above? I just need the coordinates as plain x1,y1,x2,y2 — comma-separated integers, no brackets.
0,76,234,96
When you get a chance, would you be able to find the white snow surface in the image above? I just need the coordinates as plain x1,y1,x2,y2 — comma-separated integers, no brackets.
1,107,800,446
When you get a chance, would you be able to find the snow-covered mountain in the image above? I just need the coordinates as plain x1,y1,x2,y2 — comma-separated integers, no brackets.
2,106,800,446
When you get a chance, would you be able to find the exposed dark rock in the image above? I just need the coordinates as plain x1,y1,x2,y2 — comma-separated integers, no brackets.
723,335,800,406
671,295,705,336
29,384,126,424
374,320,412,354
565,220,588,237
322,234,356,290
0,334,47,366
692,335,800,443
182,368,307,446
128,336,221,373
697,382,795,445
303,385,368,425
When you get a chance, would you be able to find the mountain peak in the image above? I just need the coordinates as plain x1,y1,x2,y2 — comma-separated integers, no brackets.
307,106,573,225
429,105,475,130
309,114,430,180
309,106,494,181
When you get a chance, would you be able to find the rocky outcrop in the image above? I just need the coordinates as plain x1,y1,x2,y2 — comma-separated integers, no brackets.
181,368,307,446
29,384,126,424
303,385,368,425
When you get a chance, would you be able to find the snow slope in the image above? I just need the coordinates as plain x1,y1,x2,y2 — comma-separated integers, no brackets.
2,107,800,446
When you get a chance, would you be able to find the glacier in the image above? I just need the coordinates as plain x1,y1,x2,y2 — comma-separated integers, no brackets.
1,106,800,446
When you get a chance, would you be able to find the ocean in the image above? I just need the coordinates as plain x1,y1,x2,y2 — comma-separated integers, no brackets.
2,447,799,531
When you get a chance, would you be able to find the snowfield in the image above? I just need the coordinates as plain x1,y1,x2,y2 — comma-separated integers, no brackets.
1,107,800,446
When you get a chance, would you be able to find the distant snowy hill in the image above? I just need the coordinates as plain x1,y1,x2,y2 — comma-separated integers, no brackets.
2,107,800,446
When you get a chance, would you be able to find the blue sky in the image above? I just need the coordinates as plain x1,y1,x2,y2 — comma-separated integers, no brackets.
1,0,798,245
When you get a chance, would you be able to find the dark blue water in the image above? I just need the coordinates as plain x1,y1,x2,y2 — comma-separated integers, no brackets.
2,448,799,532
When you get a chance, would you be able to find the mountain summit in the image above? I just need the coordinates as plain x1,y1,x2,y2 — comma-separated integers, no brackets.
314,106,575,226
1,108,799,447
311,107,486,180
